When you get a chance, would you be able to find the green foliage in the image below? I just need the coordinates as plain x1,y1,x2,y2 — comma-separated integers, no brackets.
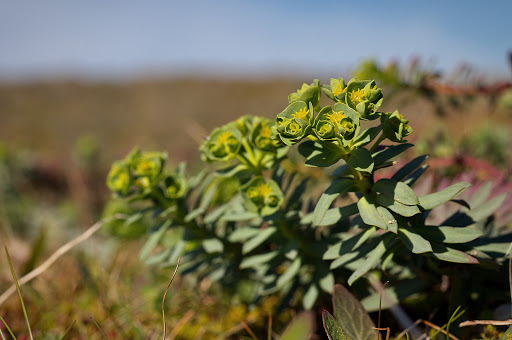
322,284,377,340
105,76,510,312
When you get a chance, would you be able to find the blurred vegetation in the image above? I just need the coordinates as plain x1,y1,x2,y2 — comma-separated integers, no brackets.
0,69,511,338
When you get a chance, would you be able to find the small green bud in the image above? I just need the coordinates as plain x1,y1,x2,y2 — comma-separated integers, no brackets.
288,79,321,109
322,78,347,102
106,161,132,195
164,173,187,199
381,110,412,142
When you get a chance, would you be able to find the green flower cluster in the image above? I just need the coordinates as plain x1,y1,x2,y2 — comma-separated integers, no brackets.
200,116,289,215
274,77,411,153
200,115,287,172
106,148,187,201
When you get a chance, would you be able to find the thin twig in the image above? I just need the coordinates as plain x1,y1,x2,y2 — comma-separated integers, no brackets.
459,319,512,327
0,214,126,306
241,321,259,340
162,257,181,340
395,319,422,340
421,320,459,340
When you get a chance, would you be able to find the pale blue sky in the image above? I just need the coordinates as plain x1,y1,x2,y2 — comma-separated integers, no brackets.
1,1,510,81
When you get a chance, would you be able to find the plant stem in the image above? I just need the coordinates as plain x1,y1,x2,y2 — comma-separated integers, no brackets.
370,133,387,153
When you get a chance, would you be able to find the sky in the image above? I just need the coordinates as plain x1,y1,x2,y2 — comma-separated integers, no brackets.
0,0,511,81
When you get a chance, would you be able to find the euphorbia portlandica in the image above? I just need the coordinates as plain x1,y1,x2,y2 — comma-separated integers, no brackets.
106,77,510,310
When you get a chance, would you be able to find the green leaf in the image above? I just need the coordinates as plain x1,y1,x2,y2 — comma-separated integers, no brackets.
331,164,352,178
277,257,302,288
391,155,429,181
413,226,483,244
430,243,479,264
203,205,228,224
202,238,224,253
280,312,315,340
347,234,395,285
373,178,419,205
216,163,251,178
372,143,413,166
377,206,397,233
221,210,260,222
469,193,507,222
418,182,471,210
303,284,319,310
398,227,433,254
242,227,277,254
357,196,388,230
376,194,420,217
332,284,377,340
228,227,259,242
319,270,335,294
240,250,279,269
317,203,359,227
402,164,429,187
313,178,357,226
323,227,377,260
298,140,344,167
139,221,171,260
347,148,374,173
322,310,352,340
352,126,382,147
145,249,171,265
469,181,493,207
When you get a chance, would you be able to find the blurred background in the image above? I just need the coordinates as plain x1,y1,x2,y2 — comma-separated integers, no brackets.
1,1,512,338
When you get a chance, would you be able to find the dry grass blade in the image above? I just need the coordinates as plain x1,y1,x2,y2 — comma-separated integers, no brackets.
241,321,259,340
373,327,390,340
162,257,181,340
0,214,126,306
421,320,459,340
0,316,15,340
4,246,34,340
90,316,109,340
395,319,421,339
60,320,76,340
459,319,512,327
267,313,272,340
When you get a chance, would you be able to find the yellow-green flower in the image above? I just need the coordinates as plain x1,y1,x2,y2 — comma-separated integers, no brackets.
322,78,347,102
201,126,242,162
313,106,356,141
242,176,283,216
275,101,314,146
131,150,166,189
106,161,132,195
250,118,282,152
381,110,412,142
345,78,383,119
